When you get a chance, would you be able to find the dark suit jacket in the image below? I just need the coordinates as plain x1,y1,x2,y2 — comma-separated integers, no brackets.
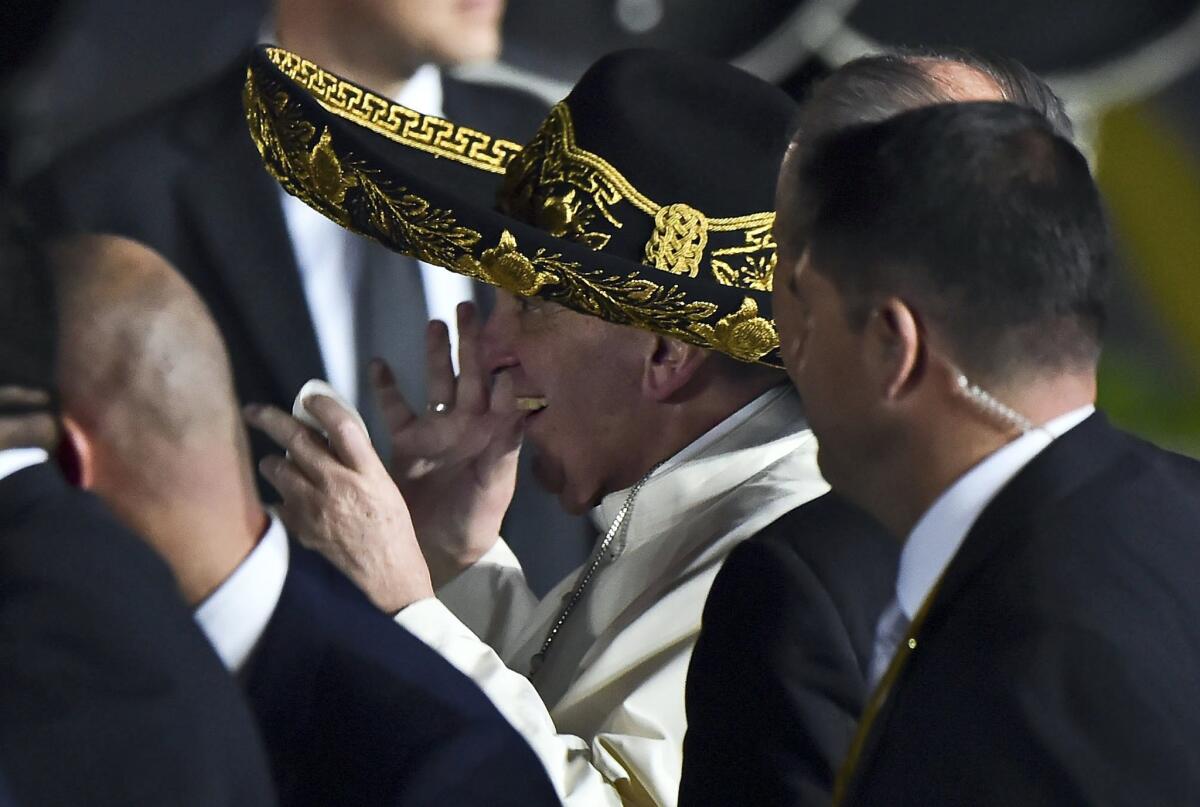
679,493,899,806
0,463,276,806
244,541,558,807
844,413,1200,806
23,53,589,591
0,769,15,807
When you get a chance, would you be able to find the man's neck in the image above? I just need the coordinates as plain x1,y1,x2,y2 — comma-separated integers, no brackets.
619,383,787,494
873,373,1096,538
107,462,267,607
886,425,1014,538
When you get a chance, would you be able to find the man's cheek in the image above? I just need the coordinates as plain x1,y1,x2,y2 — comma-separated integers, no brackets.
783,312,814,375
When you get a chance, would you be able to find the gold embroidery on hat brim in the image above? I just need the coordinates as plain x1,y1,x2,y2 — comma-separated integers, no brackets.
261,46,778,293
263,47,521,175
244,65,781,365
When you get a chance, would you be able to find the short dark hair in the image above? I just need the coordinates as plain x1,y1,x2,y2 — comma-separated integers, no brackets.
0,196,57,406
800,101,1112,380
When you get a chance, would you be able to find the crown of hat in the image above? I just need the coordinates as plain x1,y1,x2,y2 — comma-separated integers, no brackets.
498,49,797,291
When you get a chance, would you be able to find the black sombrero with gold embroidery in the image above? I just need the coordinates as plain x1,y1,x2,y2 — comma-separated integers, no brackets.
243,46,798,365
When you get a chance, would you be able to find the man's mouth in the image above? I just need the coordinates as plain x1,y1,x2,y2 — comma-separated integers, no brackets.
515,396,548,414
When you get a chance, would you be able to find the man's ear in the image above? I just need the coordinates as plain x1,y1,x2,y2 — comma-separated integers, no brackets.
867,297,923,402
642,335,707,402
56,415,95,489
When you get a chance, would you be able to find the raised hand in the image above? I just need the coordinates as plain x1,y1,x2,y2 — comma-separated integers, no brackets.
371,302,524,587
245,395,434,613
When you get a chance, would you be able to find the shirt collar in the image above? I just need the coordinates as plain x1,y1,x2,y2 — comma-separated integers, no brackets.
0,448,49,483
588,386,810,536
896,405,1095,619
396,62,444,117
193,513,290,673
655,385,791,476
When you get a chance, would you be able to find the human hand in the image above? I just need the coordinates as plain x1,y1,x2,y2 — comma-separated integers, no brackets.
371,302,524,587
245,395,433,613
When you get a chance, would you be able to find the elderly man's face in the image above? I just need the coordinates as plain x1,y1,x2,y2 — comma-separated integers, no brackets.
483,293,648,515
361,0,505,66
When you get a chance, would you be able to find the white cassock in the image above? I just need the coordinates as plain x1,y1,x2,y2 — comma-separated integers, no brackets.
396,386,829,805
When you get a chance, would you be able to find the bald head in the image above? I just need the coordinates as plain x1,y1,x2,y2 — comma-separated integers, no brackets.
52,235,243,460
918,57,1003,101
51,230,255,501
50,234,263,604
777,48,1071,258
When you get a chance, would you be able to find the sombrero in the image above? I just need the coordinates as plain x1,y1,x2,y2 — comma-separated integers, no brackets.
243,46,798,365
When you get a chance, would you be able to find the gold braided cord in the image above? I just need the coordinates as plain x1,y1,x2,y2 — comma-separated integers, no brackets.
263,47,521,175
644,203,709,277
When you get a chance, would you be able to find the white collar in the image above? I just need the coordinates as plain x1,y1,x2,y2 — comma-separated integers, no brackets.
194,513,290,673
896,405,1095,619
395,62,444,117
655,385,791,476
588,385,808,536
0,447,49,483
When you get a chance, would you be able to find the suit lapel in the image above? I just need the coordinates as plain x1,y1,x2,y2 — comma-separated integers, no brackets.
923,412,1120,633
242,546,326,800
846,413,1123,798
174,73,325,405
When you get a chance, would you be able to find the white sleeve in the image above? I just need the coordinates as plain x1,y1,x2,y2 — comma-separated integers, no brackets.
434,537,541,657
396,598,684,806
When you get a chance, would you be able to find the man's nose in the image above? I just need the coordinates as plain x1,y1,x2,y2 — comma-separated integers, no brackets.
480,293,520,375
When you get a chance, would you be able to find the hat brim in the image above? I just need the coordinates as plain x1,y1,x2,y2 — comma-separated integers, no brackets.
244,47,782,366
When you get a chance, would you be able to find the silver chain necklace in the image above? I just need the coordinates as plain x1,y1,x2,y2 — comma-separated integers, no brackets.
530,464,660,676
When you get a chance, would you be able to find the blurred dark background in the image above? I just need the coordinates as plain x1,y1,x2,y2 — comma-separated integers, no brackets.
5,0,1199,458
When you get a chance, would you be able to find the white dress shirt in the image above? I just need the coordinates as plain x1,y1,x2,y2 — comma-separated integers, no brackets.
868,405,1096,686
397,387,829,805
0,447,49,482
277,62,476,404
194,514,290,674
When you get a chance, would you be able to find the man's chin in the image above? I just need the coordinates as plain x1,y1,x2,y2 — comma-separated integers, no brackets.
530,449,561,494
530,450,595,517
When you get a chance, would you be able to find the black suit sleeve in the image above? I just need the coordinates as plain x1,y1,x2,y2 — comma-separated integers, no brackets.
0,469,277,806
680,536,869,806
244,544,558,807
389,720,564,806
